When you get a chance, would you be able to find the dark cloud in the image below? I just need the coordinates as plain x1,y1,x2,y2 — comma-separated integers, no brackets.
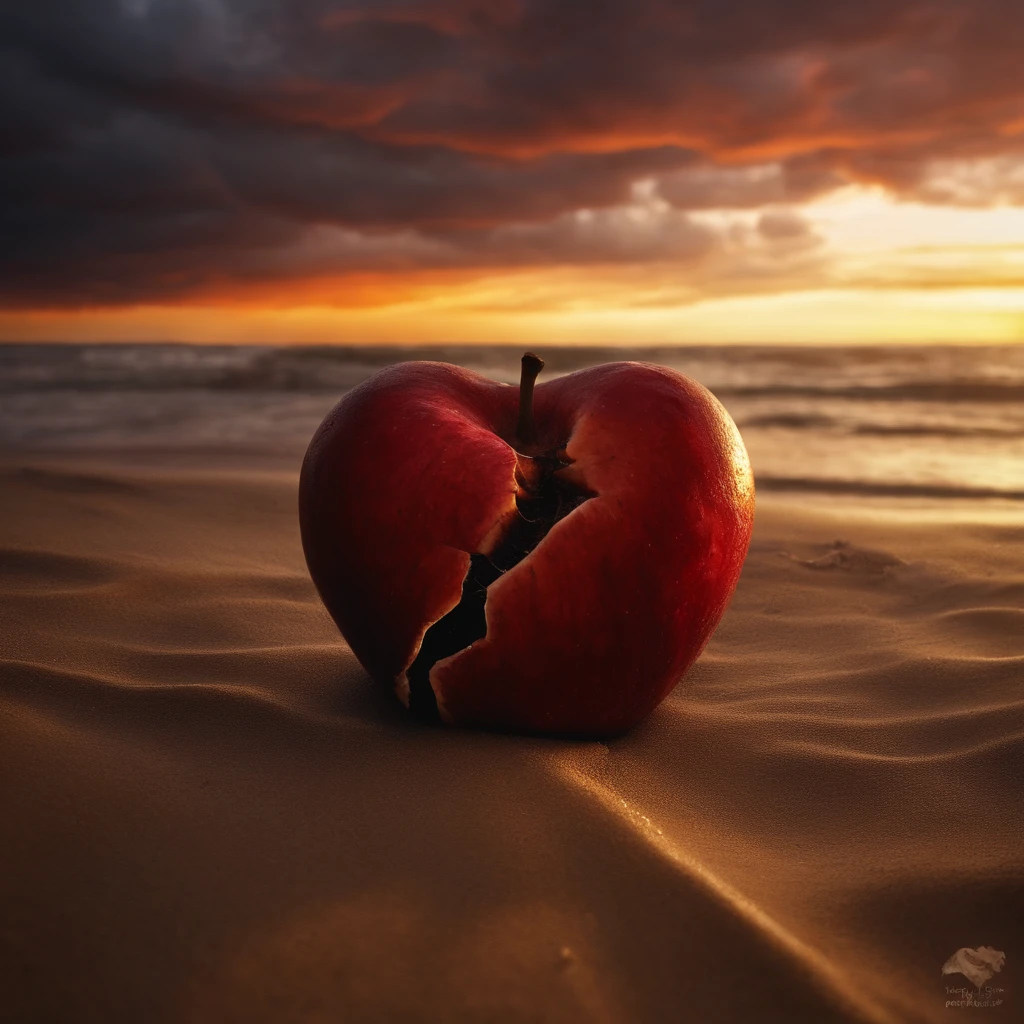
1,0,1023,306
656,158,845,210
757,209,814,241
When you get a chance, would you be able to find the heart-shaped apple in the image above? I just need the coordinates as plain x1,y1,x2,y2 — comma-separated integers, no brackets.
299,353,753,738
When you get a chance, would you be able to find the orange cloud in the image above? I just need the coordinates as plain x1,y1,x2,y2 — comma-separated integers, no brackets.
3,0,1024,322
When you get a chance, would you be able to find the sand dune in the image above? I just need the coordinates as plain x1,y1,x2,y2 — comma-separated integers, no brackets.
1,457,1020,1022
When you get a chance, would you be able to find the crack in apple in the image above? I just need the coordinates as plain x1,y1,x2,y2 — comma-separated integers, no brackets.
406,453,596,723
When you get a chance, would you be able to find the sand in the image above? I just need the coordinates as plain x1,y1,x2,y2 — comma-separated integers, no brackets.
1,456,1021,1023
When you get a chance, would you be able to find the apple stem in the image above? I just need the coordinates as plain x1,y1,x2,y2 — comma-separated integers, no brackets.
516,352,544,448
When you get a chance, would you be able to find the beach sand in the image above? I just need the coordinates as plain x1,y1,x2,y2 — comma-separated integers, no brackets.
1,456,1020,1023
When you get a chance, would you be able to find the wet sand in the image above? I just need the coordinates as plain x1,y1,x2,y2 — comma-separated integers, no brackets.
1,457,1021,1023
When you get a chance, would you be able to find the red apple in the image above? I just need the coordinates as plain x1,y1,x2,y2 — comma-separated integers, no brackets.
299,353,754,738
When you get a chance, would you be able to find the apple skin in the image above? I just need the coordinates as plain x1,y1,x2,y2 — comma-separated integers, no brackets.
299,359,754,738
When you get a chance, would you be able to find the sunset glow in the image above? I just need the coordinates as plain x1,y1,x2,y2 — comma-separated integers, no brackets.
4,2,1024,345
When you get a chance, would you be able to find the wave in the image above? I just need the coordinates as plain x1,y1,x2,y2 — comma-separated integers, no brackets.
756,476,1024,501
851,423,1023,438
4,344,1024,403
742,417,1023,438
739,413,837,430
717,382,1024,403
0,343,631,393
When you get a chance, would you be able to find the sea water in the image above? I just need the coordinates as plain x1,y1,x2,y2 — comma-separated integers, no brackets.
2,343,1023,512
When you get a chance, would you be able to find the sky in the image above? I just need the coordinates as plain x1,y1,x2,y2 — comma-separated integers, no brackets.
3,0,1024,345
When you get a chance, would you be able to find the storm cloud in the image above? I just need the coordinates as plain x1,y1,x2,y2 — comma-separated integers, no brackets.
2,0,1023,306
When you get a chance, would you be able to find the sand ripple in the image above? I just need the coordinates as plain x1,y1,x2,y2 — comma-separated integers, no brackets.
1,463,1021,1024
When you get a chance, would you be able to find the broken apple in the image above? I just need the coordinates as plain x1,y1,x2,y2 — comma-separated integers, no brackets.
299,353,754,738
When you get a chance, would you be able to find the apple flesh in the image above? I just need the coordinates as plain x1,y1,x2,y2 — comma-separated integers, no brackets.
299,355,754,738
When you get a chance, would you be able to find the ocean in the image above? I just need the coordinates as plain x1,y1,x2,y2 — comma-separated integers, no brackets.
3,343,1023,512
